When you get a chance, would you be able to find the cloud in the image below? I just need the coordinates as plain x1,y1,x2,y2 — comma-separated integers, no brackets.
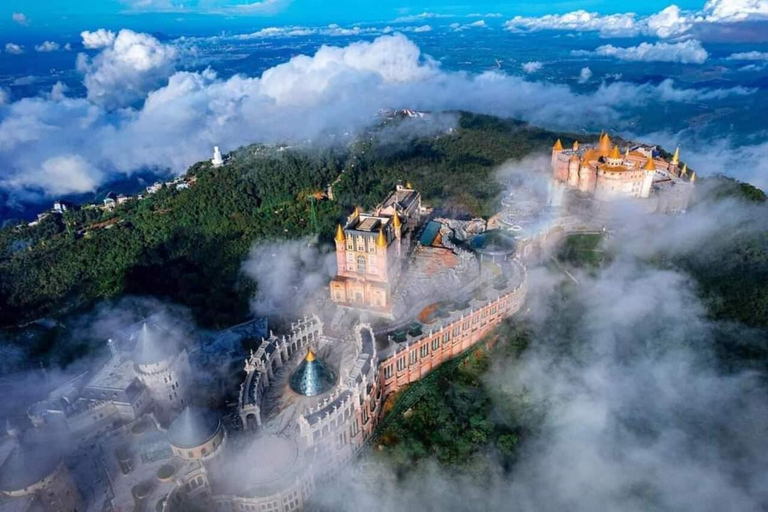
35,41,61,53
6,155,103,196
11,12,28,26
394,12,455,23
469,19,487,27
81,29,117,49
727,50,768,60
645,5,696,38
411,25,433,33
468,12,503,18
504,2,768,40
578,67,592,84
522,61,543,74
703,0,768,21
77,29,178,108
242,239,335,318
4,43,25,55
0,32,760,200
505,10,641,38
585,40,710,64
119,0,290,15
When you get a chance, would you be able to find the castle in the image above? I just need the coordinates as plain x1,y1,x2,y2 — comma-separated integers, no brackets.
329,184,422,316
551,133,695,211
1,184,529,512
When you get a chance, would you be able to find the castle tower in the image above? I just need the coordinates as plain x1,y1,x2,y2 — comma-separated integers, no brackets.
607,145,623,167
670,146,680,174
640,158,656,198
551,139,564,171
329,186,419,317
568,154,580,188
132,322,191,415
598,132,612,154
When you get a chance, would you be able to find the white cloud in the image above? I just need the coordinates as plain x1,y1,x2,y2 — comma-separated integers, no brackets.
119,0,289,15
411,25,432,33
77,29,178,108
0,89,8,106
81,29,117,49
4,43,24,55
504,2,768,40
11,12,28,25
11,155,103,195
727,51,768,60
394,12,454,23
0,32,760,200
645,5,696,38
505,10,641,38
703,0,768,21
469,20,487,27
578,67,592,84
35,41,60,53
468,12,503,18
522,61,543,74
588,40,710,64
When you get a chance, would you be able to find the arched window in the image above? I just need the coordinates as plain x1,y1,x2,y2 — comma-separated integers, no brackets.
357,255,366,274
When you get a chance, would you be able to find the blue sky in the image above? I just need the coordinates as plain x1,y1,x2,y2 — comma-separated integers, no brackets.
1,0,706,35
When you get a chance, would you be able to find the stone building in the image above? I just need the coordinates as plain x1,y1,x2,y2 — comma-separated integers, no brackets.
167,407,226,461
329,184,422,316
0,434,83,512
131,322,192,416
551,133,695,210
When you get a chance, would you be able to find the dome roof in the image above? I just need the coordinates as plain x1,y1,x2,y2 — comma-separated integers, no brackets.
0,441,62,492
133,321,179,365
469,229,517,258
289,350,338,397
167,407,222,449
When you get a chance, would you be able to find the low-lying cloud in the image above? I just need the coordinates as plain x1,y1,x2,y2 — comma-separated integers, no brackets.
0,31,763,206
578,40,710,64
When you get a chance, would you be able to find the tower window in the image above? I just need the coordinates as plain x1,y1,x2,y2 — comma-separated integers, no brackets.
357,255,366,274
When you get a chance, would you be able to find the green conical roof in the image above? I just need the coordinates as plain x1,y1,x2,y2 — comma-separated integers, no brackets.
289,350,337,397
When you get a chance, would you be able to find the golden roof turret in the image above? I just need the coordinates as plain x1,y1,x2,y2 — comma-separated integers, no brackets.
335,224,345,242
681,163,688,176
305,349,316,362
598,132,612,152
376,228,387,247
573,140,579,151
609,145,621,160
392,213,401,230
624,148,630,159
671,146,680,165
690,171,696,183
406,181,413,189
643,158,656,171
553,139,564,151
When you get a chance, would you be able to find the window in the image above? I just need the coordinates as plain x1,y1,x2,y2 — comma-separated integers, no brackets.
443,332,450,344
357,256,366,274
409,351,417,365
463,321,470,331
346,252,355,263
384,365,393,379
346,240,353,250
396,357,406,371
432,338,440,351
453,326,460,337
420,345,429,357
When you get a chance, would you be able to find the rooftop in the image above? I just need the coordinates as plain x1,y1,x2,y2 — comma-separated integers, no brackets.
167,407,222,449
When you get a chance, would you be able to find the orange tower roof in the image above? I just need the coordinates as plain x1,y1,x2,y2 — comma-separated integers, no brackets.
573,140,579,150
305,349,316,362
376,228,387,247
609,145,621,160
392,213,402,229
643,158,656,171
335,224,345,242
671,146,680,165
553,139,564,151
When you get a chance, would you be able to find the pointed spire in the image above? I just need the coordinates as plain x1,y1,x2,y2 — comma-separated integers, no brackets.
335,224,345,242
609,145,621,160
690,171,696,183
553,139,564,151
671,146,680,165
643,158,656,171
681,163,688,176
305,349,316,362
406,182,414,189
392,213,401,230
573,140,579,151
376,228,387,247
624,148,630,159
